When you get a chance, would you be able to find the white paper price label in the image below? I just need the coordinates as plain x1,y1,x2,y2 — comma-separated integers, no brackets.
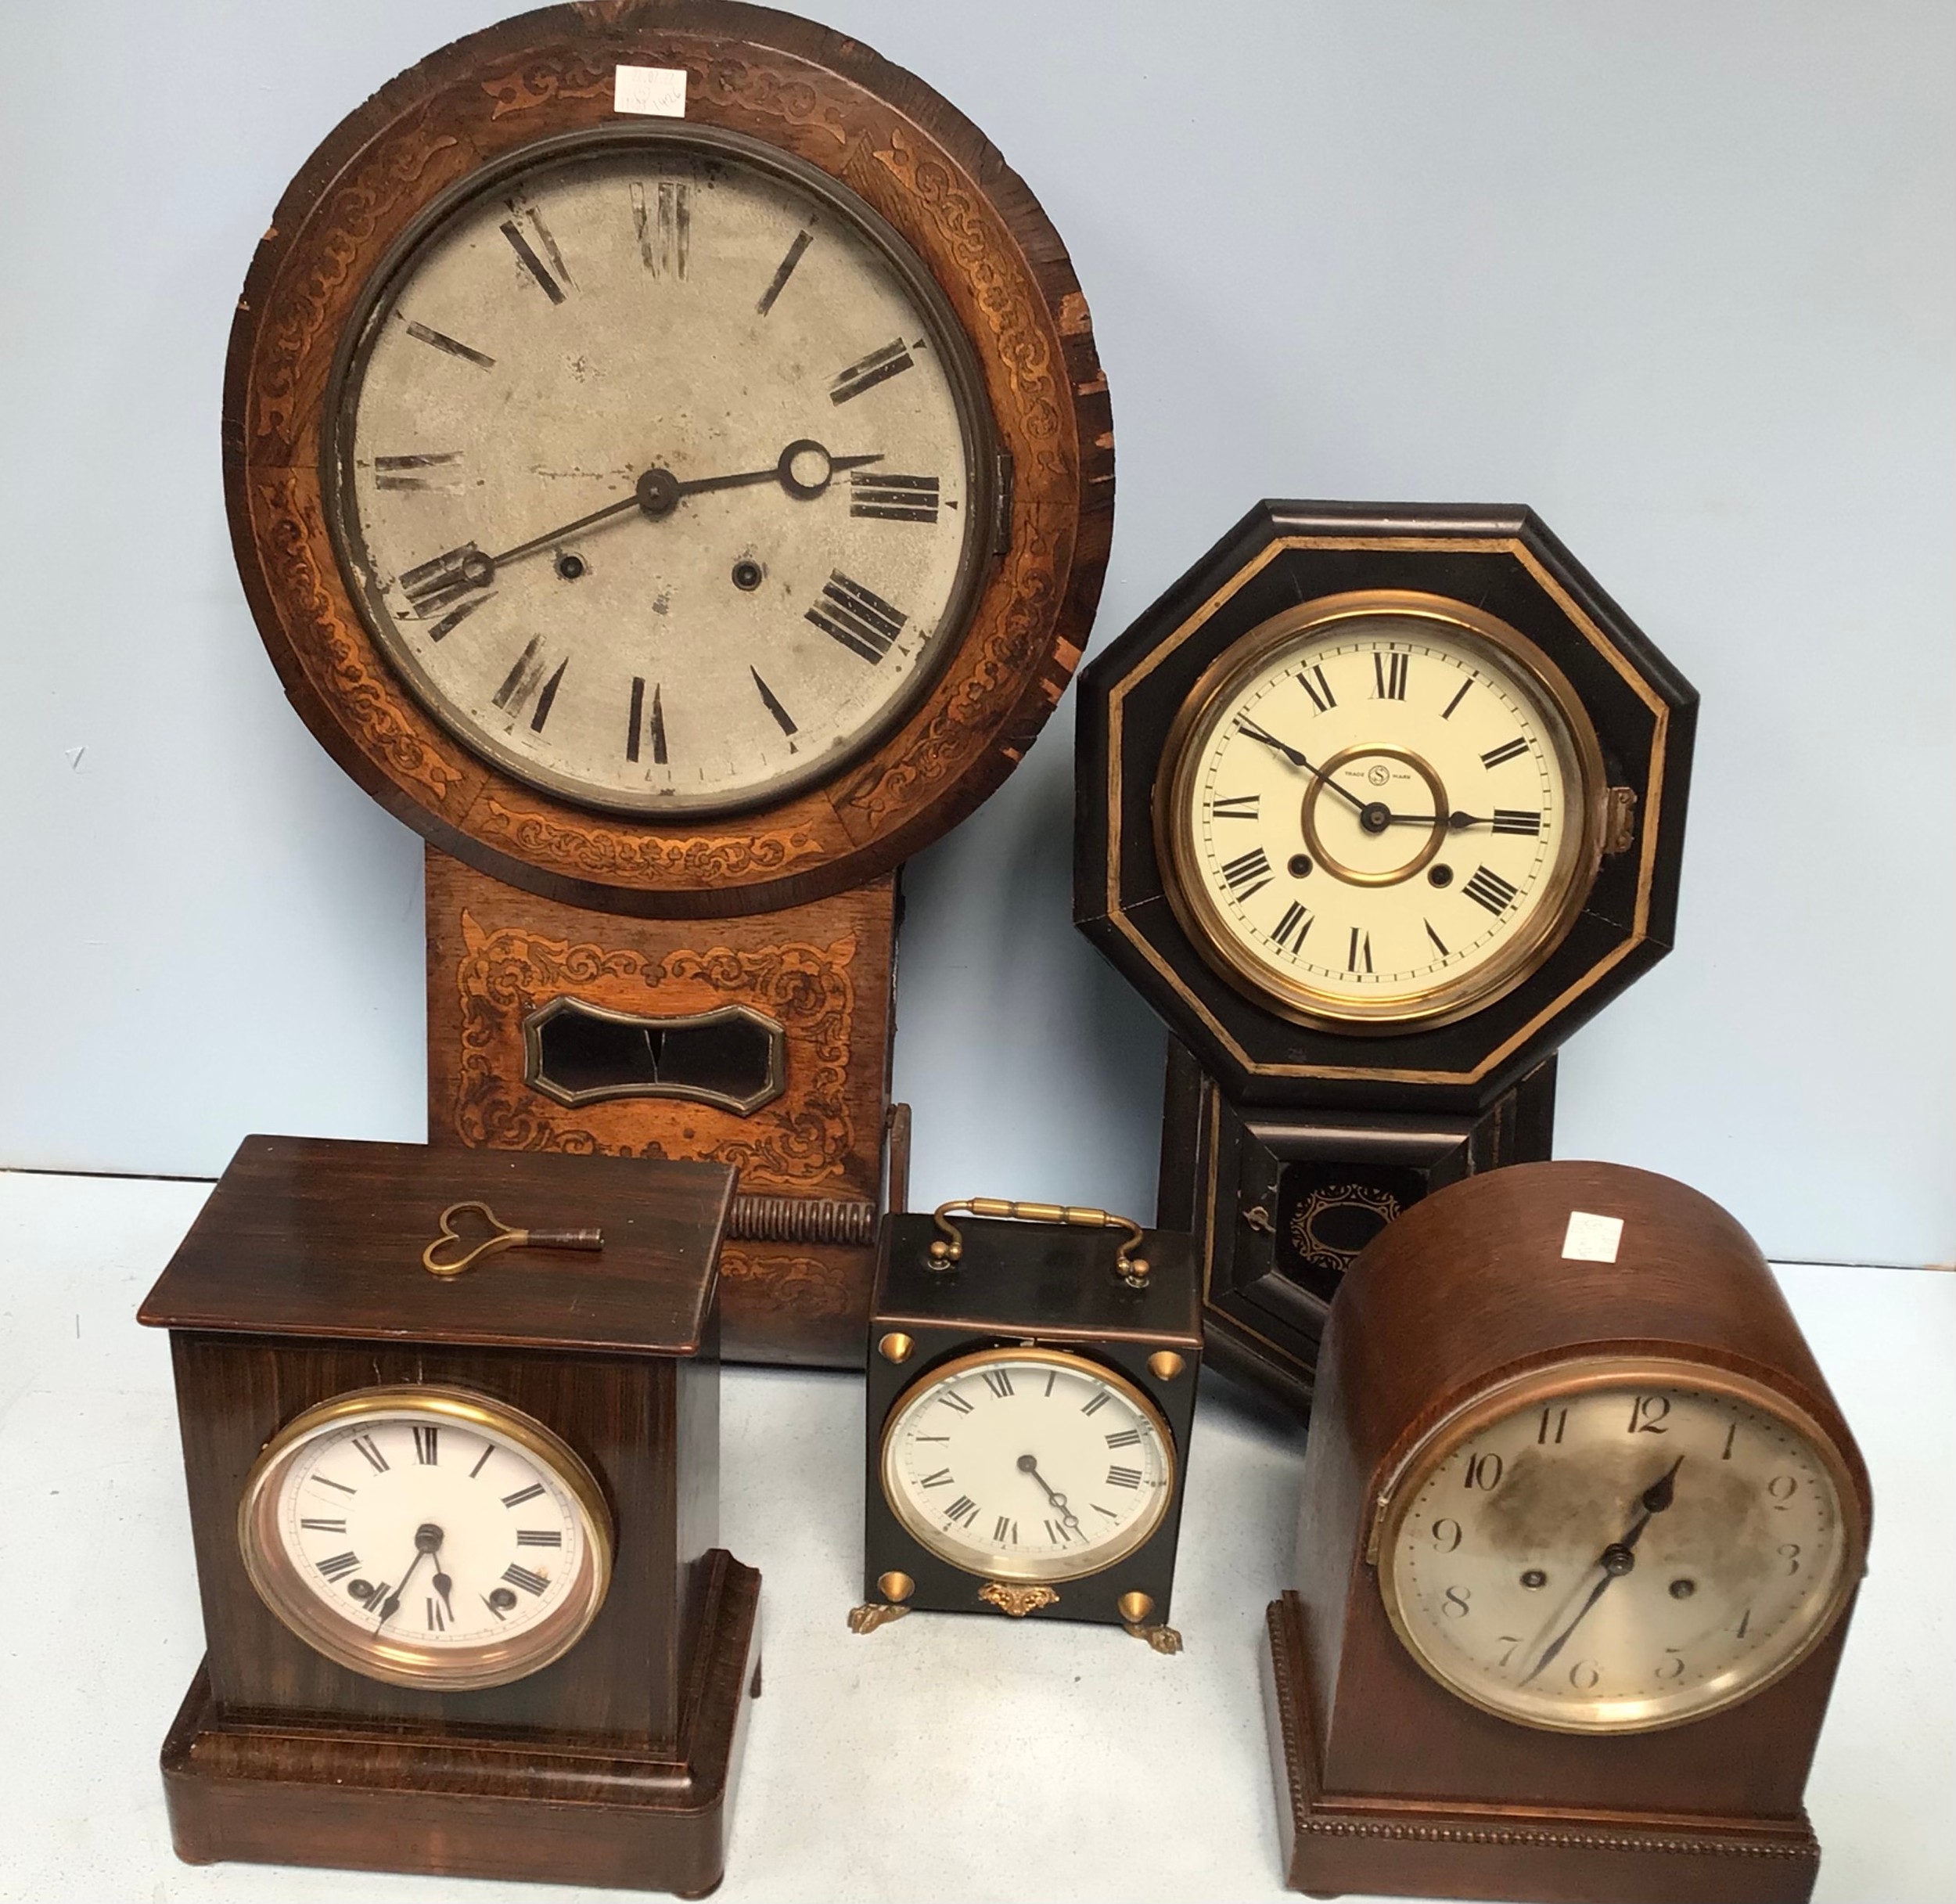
614,65,687,117
1560,1210,1625,1263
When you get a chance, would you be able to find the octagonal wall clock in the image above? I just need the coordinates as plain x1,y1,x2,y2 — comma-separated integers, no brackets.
222,0,1113,1370
1075,502,1695,1413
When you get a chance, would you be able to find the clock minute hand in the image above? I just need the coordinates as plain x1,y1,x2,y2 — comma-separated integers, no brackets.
1016,1453,1083,1537
1518,1457,1685,1688
1231,718,1369,814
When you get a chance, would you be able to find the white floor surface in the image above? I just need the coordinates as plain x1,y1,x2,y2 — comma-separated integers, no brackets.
0,1169,1948,1904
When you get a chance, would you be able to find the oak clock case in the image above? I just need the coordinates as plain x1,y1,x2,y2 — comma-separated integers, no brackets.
138,1136,760,1899
1264,1161,1871,1904
223,0,1114,1372
854,1204,1200,1647
1076,502,1695,1414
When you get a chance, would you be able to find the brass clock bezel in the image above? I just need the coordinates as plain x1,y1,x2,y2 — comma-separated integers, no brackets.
878,1346,1178,1585
238,1384,615,1692
1155,588,1610,1034
1370,1355,1867,1736
322,121,999,822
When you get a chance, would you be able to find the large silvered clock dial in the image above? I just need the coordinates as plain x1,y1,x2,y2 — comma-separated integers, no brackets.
1159,591,1606,1029
329,126,991,818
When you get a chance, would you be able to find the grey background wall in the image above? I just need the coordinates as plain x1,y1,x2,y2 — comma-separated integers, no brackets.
2,0,1949,1266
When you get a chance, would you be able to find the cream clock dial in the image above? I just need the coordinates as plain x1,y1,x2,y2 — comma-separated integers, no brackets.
239,1387,613,1690
1160,592,1605,1028
329,128,988,817
1375,1362,1860,1734
880,1349,1176,1584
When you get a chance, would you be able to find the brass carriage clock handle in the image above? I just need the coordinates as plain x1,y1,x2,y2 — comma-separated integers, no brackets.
927,1199,1151,1288
422,1202,605,1279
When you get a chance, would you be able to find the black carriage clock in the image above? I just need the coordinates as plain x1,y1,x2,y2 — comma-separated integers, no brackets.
850,1200,1201,1649
1075,502,1695,1413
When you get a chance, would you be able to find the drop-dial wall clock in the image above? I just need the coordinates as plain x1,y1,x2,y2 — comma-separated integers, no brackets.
1077,502,1695,1413
140,1136,757,1897
225,1,1113,1370
1264,1161,1870,1903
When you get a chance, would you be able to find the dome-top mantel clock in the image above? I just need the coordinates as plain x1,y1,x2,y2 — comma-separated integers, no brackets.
1075,502,1695,1412
225,2,1113,1369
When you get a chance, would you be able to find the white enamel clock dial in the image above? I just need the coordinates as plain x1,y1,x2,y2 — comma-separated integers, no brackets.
880,1349,1176,1583
239,1388,612,1690
1376,1363,1860,1733
330,130,987,816
1161,594,1603,1028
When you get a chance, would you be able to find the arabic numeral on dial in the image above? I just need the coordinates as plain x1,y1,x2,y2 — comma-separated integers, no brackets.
1496,1635,1524,1668
1735,1605,1753,1639
1627,1394,1671,1434
1430,1517,1463,1553
1569,1658,1602,1690
1767,1474,1798,1507
1442,1585,1471,1619
1537,1406,1567,1445
1779,1542,1802,1575
1656,1648,1685,1682
1462,1452,1503,1492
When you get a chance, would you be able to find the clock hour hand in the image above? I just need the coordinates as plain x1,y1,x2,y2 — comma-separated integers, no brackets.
1016,1453,1083,1538
1231,718,1370,815
374,1523,445,1631
1518,1458,1684,1687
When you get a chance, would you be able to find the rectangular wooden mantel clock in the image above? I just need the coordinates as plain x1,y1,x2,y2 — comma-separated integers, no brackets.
139,1135,760,1897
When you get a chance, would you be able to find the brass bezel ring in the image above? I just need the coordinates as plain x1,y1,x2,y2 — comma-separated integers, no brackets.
879,1346,1177,1586
1299,743,1451,888
1370,1355,1867,1737
1155,588,1609,1033
237,1384,615,1692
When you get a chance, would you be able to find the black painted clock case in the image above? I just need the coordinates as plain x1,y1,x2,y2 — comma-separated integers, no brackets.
1077,502,1697,1413
861,1212,1202,1628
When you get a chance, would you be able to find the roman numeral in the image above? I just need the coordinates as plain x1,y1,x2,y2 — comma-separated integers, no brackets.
1271,901,1311,951
849,470,940,523
500,217,565,303
1105,1429,1142,1448
1045,1518,1073,1545
939,1390,975,1415
1442,678,1472,719
1426,919,1451,956
298,1517,347,1532
1372,650,1408,699
982,1368,1014,1399
401,318,496,369
315,1551,361,1581
1220,847,1273,900
1347,927,1373,974
502,1483,545,1509
1093,1504,1120,1519
1080,1391,1111,1416
426,1598,446,1632
1298,663,1336,713
399,543,492,614
312,1475,357,1495
1106,1466,1143,1489
830,337,916,404
629,179,691,278
491,636,569,731
502,1563,550,1596
757,228,813,316
373,451,463,493
516,1530,563,1546
944,1495,980,1528
994,1517,1018,1543
918,1468,955,1489
806,570,908,663
1463,865,1519,914
412,1425,439,1466
482,1595,508,1621
1492,809,1543,836
627,678,669,765
469,1445,494,1479
1208,793,1259,820
1480,737,1530,769
426,596,488,643
350,1434,388,1473
750,666,798,740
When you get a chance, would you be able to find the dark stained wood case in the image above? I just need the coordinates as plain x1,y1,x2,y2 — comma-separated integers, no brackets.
1264,1160,1872,1903
427,847,897,1369
862,1213,1202,1625
139,1136,760,1895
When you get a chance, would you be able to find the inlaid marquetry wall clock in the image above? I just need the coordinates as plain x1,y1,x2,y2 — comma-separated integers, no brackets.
1076,502,1695,1412
224,0,1113,1368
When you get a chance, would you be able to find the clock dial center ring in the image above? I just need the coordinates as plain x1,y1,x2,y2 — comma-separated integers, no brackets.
1300,743,1451,888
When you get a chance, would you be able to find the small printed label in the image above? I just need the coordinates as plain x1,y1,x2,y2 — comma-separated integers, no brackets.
614,65,687,117
1562,1211,1624,1263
